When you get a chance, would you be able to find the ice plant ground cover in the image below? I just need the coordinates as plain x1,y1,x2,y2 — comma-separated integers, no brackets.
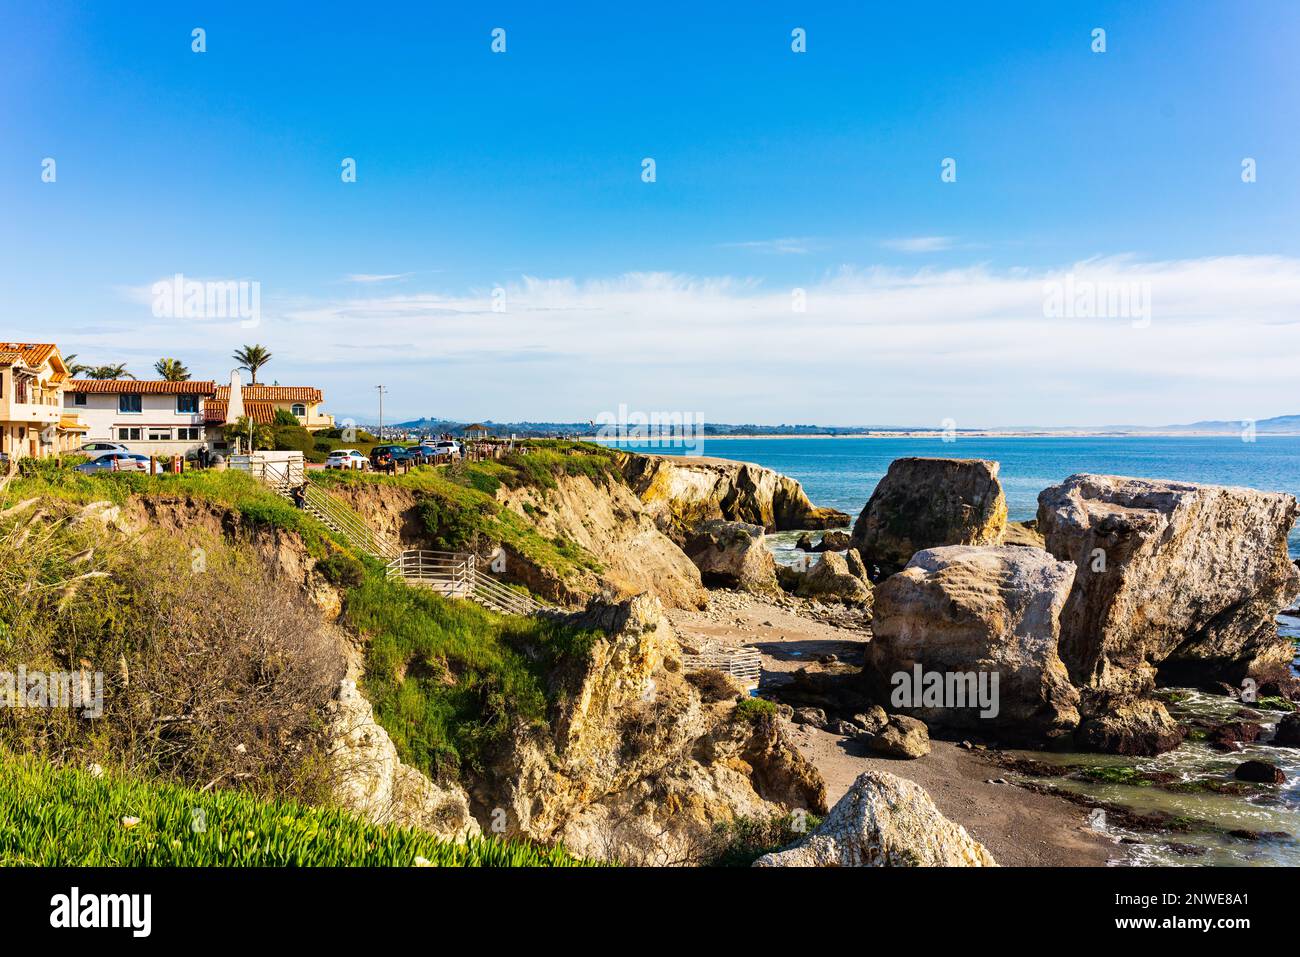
0,753,592,867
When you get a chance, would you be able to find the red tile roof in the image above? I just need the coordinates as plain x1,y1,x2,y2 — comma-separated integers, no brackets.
0,343,67,379
68,379,217,394
214,385,322,403
205,400,277,425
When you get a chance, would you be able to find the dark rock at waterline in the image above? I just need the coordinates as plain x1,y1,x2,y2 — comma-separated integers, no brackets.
1228,829,1292,841
1076,694,1184,756
1233,759,1287,784
1273,712,1300,747
1208,721,1264,752
1166,842,1208,857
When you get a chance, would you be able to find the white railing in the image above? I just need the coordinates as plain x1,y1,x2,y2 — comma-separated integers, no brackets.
683,646,762,688
387,549,543,616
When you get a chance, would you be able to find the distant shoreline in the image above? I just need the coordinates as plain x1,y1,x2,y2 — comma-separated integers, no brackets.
580,431,1299,441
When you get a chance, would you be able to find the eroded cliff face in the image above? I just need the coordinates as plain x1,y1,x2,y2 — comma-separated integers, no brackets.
494,474,708,609
472,595,827,865
620,453,849,542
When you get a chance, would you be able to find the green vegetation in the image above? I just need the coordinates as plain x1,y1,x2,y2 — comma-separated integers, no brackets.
6,467,335,557
0,752,589,866
316,553,366,588
705,812,822,867
1073,765,1152,786
314,461,605,580
732,697,779,725
343,572,599,782
1256,695,1296,712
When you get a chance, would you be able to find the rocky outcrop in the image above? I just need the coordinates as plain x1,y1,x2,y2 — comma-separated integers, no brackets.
866,715,932,758
851,458,1008,575
796,530,852,552
621,454,849,542
1075,693,1184,756
1037,474,1300,693
1274,713,1300,748
327,679,481,841
794,550,874,606
867,546,1081,743
754,770,996,867
683,520,779,594
475,594,826,865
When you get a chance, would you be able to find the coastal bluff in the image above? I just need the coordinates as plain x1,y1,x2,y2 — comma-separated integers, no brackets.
619,452,849,543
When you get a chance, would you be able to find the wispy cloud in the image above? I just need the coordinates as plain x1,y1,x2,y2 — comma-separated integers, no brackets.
343,272,413,284
77,256,1300,426
719,237,820,255
880,236,957,253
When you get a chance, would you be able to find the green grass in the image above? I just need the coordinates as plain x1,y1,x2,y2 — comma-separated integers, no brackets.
6,468,337,557
706,812,823,867
0,752,589,866
343,572,599,782
313,462,605,580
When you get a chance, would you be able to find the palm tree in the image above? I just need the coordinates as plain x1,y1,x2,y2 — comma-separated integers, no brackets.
85,364,136,380
154,358,191,381
232,344,272,384
63,353,92,377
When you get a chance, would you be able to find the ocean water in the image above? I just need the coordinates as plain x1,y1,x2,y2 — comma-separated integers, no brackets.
607,434,1300,865
603,435,1300,557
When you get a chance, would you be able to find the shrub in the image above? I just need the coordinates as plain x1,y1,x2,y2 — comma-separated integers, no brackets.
0,508,344,803
686,668,743,703
733,696,778,725
704,812,823,867
316,554,365,588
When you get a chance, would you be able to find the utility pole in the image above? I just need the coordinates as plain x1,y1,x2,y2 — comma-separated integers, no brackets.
376,385,387,439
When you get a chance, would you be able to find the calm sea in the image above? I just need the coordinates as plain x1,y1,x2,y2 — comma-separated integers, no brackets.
601,435,1300,556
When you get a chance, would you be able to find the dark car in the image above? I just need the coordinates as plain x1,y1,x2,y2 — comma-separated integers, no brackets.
369,444,419,471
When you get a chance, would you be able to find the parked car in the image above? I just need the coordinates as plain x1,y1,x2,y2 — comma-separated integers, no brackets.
325,449,368,471
368,444,402,469
75,451,162,474
433,440,461,457
78,441,130,454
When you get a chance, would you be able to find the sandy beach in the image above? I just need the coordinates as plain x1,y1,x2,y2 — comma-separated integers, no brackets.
668,590,1117,867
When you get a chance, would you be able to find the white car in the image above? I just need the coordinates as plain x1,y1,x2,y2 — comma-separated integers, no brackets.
325,449,368,471
79,441,130,454
76,451,162,474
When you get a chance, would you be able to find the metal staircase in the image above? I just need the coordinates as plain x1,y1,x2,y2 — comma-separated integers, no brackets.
242,456,542,616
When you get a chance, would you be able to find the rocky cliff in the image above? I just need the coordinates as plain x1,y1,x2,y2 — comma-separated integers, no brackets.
472,594,826,864
620,453,849,543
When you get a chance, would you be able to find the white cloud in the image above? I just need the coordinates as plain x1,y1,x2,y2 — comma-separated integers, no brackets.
719,237,819,255
880,236,957,253
81,256,1300,426
343,272,413,283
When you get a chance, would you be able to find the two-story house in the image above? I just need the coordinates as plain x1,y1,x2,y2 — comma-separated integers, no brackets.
0,342,84,460
210,385,334,431
65,380,218,456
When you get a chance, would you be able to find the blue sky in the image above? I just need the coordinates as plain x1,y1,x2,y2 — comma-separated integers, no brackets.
3,1,1298,426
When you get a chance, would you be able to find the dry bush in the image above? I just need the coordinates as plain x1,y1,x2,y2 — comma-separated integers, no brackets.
0,502,344,802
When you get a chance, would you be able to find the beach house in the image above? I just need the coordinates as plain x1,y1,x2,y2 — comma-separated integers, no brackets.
65,379,218,457
0,342,85,460
208,384,334,431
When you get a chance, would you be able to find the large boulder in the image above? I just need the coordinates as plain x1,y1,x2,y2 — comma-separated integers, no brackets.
683,520,779,594
1074,693,1184,756
1037,474,1300,693
866,545,1081,744
795,550,873,606
851,458,1008,575
754,770,996,867
866,714,932,758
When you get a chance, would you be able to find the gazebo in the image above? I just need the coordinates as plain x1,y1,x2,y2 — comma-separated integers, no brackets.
461,423,491,439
